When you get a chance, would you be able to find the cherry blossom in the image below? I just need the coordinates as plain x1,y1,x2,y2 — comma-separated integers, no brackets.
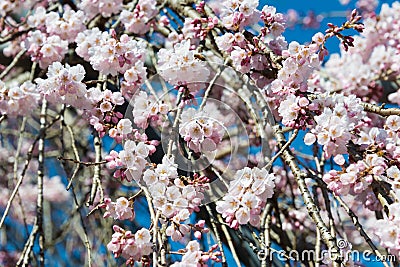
106,139,152,182
0,80,40,116
107,225,153,264
141,156,210,240
304,94,366,158
79,0,124,19
374,203,400,258
120,0,158,35
35,62,89,108
170,241,221,266
157,40,210,92
22,30,69,69
101,197,135,221
131,90,168,129
75,29,147,76
179,107,224,153
28,6,86,43
216,167,276,228
219,0,260,31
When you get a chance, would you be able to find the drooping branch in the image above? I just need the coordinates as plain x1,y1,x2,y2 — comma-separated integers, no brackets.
273,125,342,266
87,133,102,206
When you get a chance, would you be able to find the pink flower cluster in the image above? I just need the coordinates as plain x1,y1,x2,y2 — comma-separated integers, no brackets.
36,62,89,108
0,80,40,116
217,31,286,78
375,203,400,258
304,94,366,158
157,40,210,92
22,30,68,69
76,29,147,76
167,15,217,47
317,3,400,102
179,107,224,153
277,94,314,128
106,139,154,181
101,197,135,220
107,225,152,265
120,0,157,35
165,212,210,242
131,91,169,129
322,115,400,211
220,0,259,30
271,36,324,97
260,5,286,38
322,162,381,210
216,32,251,73
170,241,221,267
268,34,327,127
181,17,219,41
28,6,86,42
216,167,275,229
84,88,125,138
79,0,123,19
143,156,209,240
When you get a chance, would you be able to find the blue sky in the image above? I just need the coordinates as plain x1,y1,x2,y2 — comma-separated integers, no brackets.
269,0,396,53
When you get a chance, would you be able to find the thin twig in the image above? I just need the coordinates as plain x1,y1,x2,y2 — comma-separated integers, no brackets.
260,203,273,267
59,107,92,267
199,62,226,110
87,133,102,206
0,49,26,79
273,125,342,266
65,124,82,190
12,118,29,233
59,157,107,167
265,129,299,169
205,206,228,267
0,115,61,229
332,194,390,267
17,218,39,266
152,211,160,267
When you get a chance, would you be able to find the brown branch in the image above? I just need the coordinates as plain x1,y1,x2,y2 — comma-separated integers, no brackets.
361,103,400,116
17,219,39,266
0,49,26,79
260,203,273,267
265,129,299,169
59,106,92,266
273,125,342,265
87,133,102,206
58,157,107,167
